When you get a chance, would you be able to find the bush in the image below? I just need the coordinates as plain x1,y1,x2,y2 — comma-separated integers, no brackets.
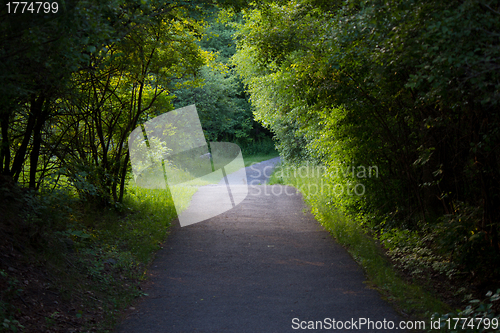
432,202,500,278
240,137,276,156
379,228,458,280
431,290,500,333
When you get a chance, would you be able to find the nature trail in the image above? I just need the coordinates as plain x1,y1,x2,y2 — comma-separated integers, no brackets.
115,157,404,332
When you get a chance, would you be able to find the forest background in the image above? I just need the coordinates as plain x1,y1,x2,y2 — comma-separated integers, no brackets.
1,0,500,332
0,1,276,331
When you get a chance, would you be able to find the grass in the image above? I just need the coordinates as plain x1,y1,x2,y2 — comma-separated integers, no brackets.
0,172,195,332
38,183,182,331
268,162,452,324
242,152,280,167
0,149,281,332
86,151,279,328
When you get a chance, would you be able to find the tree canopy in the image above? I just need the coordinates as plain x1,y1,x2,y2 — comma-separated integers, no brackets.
234,0,500,275
0,0,251,204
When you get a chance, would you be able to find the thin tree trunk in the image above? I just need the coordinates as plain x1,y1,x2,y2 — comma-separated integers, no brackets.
29,100,49,189
118,151,130,203
0,110,12,175
11,94,45,182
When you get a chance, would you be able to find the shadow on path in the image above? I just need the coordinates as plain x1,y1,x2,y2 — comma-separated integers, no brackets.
115,159,406,333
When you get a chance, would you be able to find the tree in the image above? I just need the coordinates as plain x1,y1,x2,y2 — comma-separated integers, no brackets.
0,0,155,188
172,15,271,146
234,0,500,273
58,7,206,204
0,0,251,204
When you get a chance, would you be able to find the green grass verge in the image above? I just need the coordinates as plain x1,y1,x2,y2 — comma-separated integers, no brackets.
40,187,183,331
48,152,279,331
268,162,452,323
3,151,281,332
242,152,280,167
15,171,198,332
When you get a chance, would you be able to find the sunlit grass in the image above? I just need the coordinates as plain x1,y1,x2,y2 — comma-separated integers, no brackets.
120,186,177,262
115,152,280,263
31,152,281,331
243,152,280,167
90,167,201,263
269,162,451,321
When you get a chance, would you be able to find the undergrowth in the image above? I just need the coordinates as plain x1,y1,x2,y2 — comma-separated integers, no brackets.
1,177,184,332
1,152,278,332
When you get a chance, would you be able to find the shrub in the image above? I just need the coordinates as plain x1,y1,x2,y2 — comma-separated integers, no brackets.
431,290,500,333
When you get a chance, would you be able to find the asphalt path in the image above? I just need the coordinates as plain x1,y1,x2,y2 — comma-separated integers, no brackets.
244,156,281,185
115,158,406,333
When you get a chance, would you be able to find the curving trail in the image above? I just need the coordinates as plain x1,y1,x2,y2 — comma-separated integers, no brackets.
115,158,406,333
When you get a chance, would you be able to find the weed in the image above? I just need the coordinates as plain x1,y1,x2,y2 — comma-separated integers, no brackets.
431,290,500,332
379,229,458,280
0,270,24,333
1,152,279,331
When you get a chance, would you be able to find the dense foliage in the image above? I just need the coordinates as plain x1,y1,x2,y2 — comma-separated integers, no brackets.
1,2,274,330
172,15,274,152
0,0,256,205
234,0,500,277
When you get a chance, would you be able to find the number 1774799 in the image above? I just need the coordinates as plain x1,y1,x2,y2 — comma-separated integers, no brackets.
6,2,58,14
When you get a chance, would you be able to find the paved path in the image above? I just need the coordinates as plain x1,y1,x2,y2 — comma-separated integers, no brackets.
244,156,281,186
115,159,405,332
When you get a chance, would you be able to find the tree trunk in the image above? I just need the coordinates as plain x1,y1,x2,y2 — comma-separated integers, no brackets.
0,110,12,175
29,99,49,189
11,94,45,182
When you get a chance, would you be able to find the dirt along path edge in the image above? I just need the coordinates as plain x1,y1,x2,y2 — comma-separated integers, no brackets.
115,158,407,333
